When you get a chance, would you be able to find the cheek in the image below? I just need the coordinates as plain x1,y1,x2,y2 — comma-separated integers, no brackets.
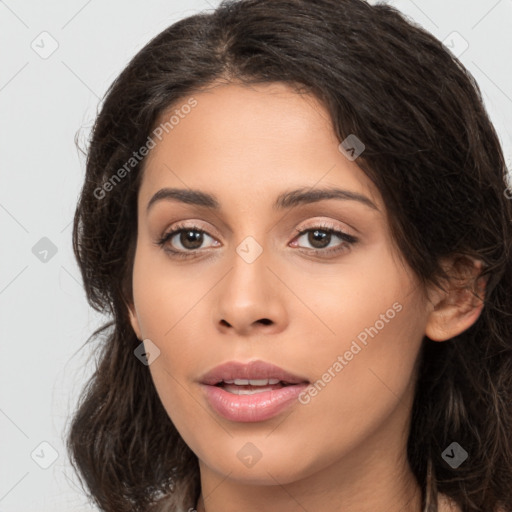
295,287,425,451
290,250,425,436
130,245,216,416
131,241,199,339
289,244,418,367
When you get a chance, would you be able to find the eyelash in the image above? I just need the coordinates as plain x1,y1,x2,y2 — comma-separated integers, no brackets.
155,221,358,259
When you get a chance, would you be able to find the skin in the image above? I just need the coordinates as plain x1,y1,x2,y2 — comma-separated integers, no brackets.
127,81,485,512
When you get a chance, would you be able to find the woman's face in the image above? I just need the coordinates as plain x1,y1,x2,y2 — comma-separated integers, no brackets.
128,81,432,488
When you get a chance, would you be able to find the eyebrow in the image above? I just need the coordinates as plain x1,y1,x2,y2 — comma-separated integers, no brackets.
146,186,379,213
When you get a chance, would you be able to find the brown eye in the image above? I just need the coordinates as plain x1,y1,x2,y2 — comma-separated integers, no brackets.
176,229,204,250
304,229,332,249
293,224,358,256
156,223,219,258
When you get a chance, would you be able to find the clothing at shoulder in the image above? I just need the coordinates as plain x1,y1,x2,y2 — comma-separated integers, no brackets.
438,493,508,512
438,493,461,512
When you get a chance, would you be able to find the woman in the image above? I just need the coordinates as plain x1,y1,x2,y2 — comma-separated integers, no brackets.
67,0,512,511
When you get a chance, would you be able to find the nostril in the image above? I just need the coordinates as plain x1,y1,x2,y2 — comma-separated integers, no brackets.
259,318,272,325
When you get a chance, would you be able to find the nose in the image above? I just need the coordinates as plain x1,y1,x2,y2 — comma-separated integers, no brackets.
214,241,288,337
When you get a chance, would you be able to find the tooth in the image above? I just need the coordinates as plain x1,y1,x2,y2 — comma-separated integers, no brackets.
227,378,284,386
248,379,269,386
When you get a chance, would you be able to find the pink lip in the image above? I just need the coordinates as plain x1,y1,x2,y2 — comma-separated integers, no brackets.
201,383,309,422
199,360,309,386
199,360,310,423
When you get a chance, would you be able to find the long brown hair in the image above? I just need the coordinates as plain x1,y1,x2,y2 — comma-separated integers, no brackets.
67,1,512,510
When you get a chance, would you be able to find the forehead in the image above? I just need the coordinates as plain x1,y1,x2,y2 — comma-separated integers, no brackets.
138,81,382,213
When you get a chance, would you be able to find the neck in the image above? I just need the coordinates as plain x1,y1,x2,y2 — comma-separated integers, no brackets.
196,465,422,512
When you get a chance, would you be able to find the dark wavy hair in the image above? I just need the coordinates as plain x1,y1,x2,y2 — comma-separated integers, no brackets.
66,0,512,511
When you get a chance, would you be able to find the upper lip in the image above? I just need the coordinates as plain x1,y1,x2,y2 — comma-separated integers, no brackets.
200,360,310,386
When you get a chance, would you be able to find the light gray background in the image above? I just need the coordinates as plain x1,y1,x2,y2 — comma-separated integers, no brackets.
1,1,511,510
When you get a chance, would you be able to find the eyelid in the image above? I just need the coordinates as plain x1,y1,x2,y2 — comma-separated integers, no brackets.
159,219,220,241
156,221,217,249
294,218,356,239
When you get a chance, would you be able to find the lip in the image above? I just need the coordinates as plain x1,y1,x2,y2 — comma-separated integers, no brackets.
199,360,309,386
201,383,309,422
199,360,310,423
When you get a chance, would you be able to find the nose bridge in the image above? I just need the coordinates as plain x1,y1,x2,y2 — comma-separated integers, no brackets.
235,233,266,266
214,231,286,333
226,233,270,302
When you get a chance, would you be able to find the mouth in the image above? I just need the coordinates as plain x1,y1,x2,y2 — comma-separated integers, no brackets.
199,359,310,388
199,360,310,422
213,378,301,395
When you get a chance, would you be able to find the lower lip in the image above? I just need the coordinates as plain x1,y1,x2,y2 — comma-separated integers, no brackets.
201,383,309,422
